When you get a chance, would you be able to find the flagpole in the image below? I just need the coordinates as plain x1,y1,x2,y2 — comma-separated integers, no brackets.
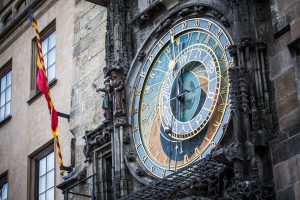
28,10,72,176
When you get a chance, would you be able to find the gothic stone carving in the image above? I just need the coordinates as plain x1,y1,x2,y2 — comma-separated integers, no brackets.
83,125,112,162
97,77,113,124
110,70,126,117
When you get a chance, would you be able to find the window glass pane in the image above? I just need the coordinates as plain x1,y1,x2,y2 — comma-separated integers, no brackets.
47,152,54,172
6,72,11,86
48,32,56,50
39,193,45,200
5,87,11,102
46,170,54,189
1,76,6,92
47,48,55,67
5,102,10,117
47,65,55,83
42,39,48,56
2,183,7,199
0,92,5,107
39,157,46,176
44,55,48,70
39,175,46,194
0,107,4,121
46,188,54,200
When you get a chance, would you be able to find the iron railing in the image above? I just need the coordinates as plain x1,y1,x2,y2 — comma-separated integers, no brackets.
62,174,97,200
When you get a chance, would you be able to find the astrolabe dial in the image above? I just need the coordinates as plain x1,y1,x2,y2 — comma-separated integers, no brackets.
131,18,233,178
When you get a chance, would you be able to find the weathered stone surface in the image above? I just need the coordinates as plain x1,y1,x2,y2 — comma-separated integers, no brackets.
273,157,299,190
279,108,300,132
294,181,300,200
276,91,298,119
269,49,294,78
74,0,96,22
70,4,107,194
274,67,297,100
271,131,300,165
79,5,102,29
277,185,295,200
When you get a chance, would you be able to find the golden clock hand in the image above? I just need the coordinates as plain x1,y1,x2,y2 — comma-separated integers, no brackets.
170,66,230,101
170,83,205,101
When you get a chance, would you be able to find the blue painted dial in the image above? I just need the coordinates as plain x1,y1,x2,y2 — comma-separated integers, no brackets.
131,18,233,178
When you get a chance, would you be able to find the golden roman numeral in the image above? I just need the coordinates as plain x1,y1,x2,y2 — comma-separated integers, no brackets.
158,40,164,48
218,106,225,113
134,88,141,96
213,121,221,127
211,141,216,147
149,54,154,62
132,108,138,114
204,35,210,44
184,154,190,164
135,142,141,148
195,19,200,27
155,151,160,159
149,72,155,79
149,144,153,150
144,86,150,94
206,22,212,30
151,165,156,172
142,119,148,126
163,156,169,164
182,21,187,30
132,126,138,132
170,28,175,43
141,102,149,111
211,43,218,50
140,70,146,78
142,155,148,162
216,30,223,39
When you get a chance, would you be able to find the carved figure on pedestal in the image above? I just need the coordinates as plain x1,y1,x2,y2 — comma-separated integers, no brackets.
96,77,113,124
110,70,126,116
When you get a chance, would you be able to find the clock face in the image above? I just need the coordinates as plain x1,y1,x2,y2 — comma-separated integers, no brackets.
132,18,233,178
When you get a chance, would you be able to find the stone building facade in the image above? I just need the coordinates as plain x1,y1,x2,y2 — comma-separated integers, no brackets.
62,0,300,200
0,0,300,200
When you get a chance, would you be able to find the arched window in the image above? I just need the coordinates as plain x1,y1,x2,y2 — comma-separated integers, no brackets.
2,11,12,26
15,0,26,13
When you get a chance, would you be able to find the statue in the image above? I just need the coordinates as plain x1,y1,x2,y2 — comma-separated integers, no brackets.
110,70,126,116
96,77,113,124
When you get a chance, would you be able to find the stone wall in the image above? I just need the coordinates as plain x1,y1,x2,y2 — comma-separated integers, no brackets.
70,0,107,173
269,0,300,199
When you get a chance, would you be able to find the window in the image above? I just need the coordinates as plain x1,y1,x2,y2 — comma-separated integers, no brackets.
15,0,26,13
38,152,54,200
0,182,8,200
31,21,56,97
2,11,12,26
28,141,54,200
0,172,8,200
0,61,11,122
41,32,56,83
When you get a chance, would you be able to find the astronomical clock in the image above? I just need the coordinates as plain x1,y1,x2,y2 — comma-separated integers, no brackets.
130,18,233,178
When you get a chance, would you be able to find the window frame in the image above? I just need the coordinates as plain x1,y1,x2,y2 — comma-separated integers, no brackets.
0,171,8,200
0,59,12,124
36,151,55,200
28,140,55,200
30,20,56,99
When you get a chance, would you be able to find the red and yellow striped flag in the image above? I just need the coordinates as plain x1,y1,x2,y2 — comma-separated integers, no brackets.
31,18,65,175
